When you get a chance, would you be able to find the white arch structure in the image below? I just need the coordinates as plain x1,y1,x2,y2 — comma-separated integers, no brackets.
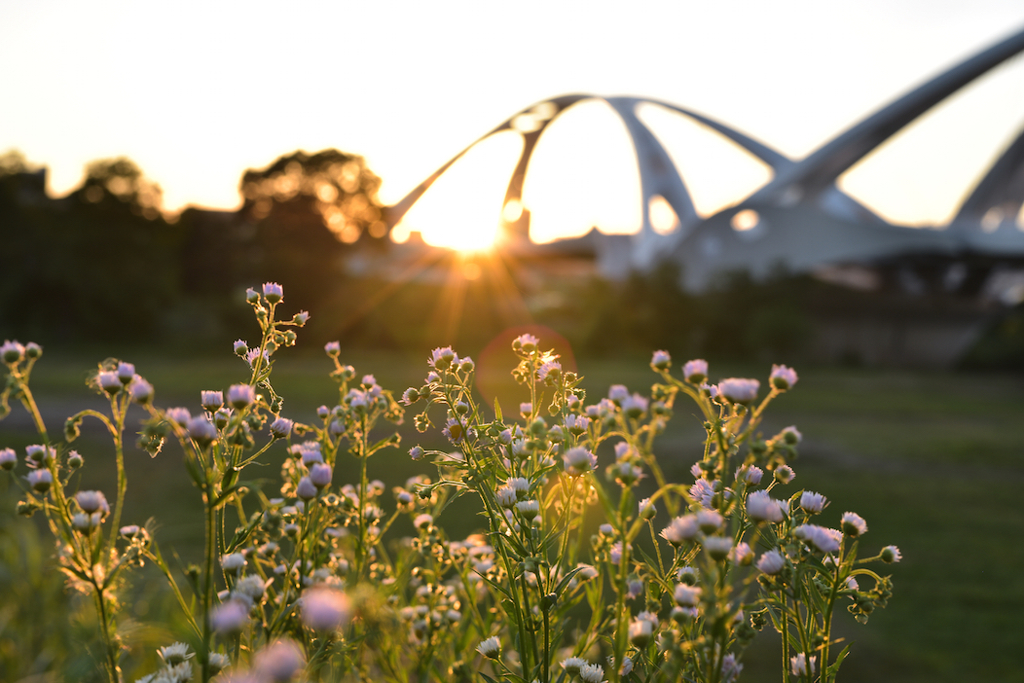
388,26,1024,293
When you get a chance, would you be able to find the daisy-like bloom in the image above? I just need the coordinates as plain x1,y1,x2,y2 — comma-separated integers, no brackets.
729,542,755,566
97,370,122,395
660,515,700,546
442,417,465,444
721,653,744,683
429,346,457,371
158,641,194,666
607,384,630,404
400,387,420,405
408,445,424,461
247,347,270,369
508,477,530,499
0,448,16,471
127,376,153,404
76,490,109,515
187,417,218,448
737,465,763,485
841,511,868,537
28,469,52,493
682,358,708,384
165,407,191,428
621,393,649,419
677,566,699,584
718,378,760,404
756,549,786,575
704,536,733,561
689,478,715,508
234,575,267,604
696,509,724,533
770,364,798,391
563,447,597,476
881,545,903,563
413,513,433,530
262,282,284,303
200,390,223,412
690,462,703,478
790,653,817,677
538,361,562,385
651,349,671,371
561,657,587,677
629,617,653,647
210,599,249,635
495,485,517,509
845,576,860,591
516,499,540,521
800,491,827,514
518,402,533,418
673,584,703,607
609,541,626,566
309,463,332,489
296,477,318,501
323,341,341,358
794,524,842,553
774,464,796,484
269,417,293,439
300,447,324,467
512,333,539,353
254,639,305,682
227,384,256,410
233,339,248,356
25,444,54,467
301,586,352,631
476,635,501,660
221,552,246,572
579,663,606,683
781,425,802,444
638,497,657,520
116,362,135,385
747,490,785,523
1,340,25,364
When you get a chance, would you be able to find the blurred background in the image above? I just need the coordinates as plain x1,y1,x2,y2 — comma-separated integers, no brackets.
1,1,1023,681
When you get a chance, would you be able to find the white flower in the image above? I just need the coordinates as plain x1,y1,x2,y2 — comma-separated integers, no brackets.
495,485,517,509
157,641,193,666
696,509,724,533
747,490,785,523
629,618,653,647
770,363,798,390
790,653,817,677
737,465,763,485
729,542,754,566
638,497,657,520
309,463,333,489
651,350,671,370
756,549,786,575
774,464,795,484
210,600,249,634
841,511,868,537
881,545,902,563
254,639,305,682
563,447,597,476
722,653,744,682
76,490,109,515
561,657,587,677
476,635,501,660
660,515,699,546
579,662,606,683
794,524,842,553
508,477,530,499
800,491,827,514
515,500,540,520
227,383,256,409
682,359,708,383
718,378,760,403
673,584,703,607
301,587,352,630
703,535,733,561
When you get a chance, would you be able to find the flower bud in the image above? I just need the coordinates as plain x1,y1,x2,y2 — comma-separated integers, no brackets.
201,390,224,412
0,448,16,470
24,342,42,359
116,362,135,384
262,282,283,303
67,450,84,468
297,477,318,501
1,340,25,364
270,417,293,439
651,349,671,371
97,371,122,395
228,384,256,410
28,469,52,493
881,545,902,563
309,463,333,489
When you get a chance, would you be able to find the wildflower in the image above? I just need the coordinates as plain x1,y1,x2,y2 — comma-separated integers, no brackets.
130,376,154,404
28,469,52,493
651,349,671,370
781,425,802,444
207,653,229,674
561,657,587,677
660,515,699,546
516,499,540,521
221,553,246,572
638,497,657,520
116,362,135,384
609,541,625,565
704,536,733,561
538,361,562,384
563,447,597,476
738,465,763,485
321,341,341,359
401,387,420,405
76,490,109,515
300,448,324,467
618,656,634,677
408,445,424,461
166,407,191,427
187,417,217,447
677,566,699,584
235,575,267,603
158,642,194,666
747,490,785,523
0,448,15,470
512,333,539,353
845,576,860,590
718,378,760,404
210,599,249,635
301,586,352,630
800,491,827,514
721,653,744,683
790,653,817,677
24,342,41,359
627,579,643,599
508,477,530,499
841,511,868,537
682,358,708,384
198,390,223,412
245,347,270,368
1,340,25,364
673,584,702,607
519,402,533,418
476,635,501,660
252,639,305,681
696,509,724,533
629,617,653,647
97,371,122,395
564,414,590,436
579,663,605,683
794,524,842,553
608,384,629,404
774,464,795,484
599,523,614,536
689,478,715,508
429,346,457,371
269,416,293,439
495,485,517,509
120,525,142,538
262,282,283,303
621,393,649,419
442,417,465,443
729,542,755,566
25,444,55,467
67,451,84,468
309,463,332,489
881,545,903,563
770,363,798,391
227,384,256,410
233,339,248,356
756,550,786,575
413,513,433,530
296,477,318,501
72,513,94,532
459,356,475,372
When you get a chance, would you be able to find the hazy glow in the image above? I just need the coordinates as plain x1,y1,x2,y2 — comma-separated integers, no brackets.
731,209,760,231
648,196,679,234
636,103,774,216
392,131,523,251
521,100,642,243
839,52,1024,225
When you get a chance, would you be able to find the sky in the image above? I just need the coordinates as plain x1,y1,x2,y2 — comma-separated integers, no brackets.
2,0,1024,247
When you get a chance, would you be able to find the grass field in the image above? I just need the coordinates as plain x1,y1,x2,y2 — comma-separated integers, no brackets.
1,349,1022,682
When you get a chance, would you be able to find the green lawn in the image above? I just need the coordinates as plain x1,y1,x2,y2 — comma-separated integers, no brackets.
2,351,1022,681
